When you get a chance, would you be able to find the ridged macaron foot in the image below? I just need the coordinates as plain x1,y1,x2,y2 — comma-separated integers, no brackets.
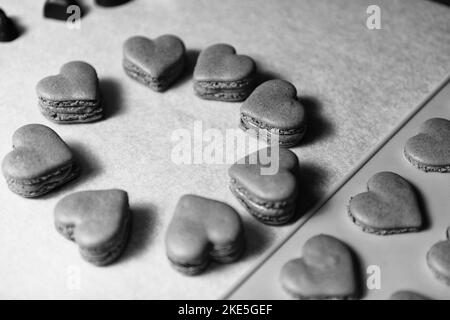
123,34,186,92
54,189,131,266
165,194,245,275
280,234,360,300
193,43,256,102
36,61,103,124
2,124,79,198
348,171,423,235
404,118,450,173
240,79,307,147
228,147,299,225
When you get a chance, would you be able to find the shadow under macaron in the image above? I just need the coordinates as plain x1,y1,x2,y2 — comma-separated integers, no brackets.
7,16,26,41
195,217,273,275
99,78,124,119
409,182,430,231
120,203,159,262
348,242,365,299
286,162,327,224
37,141,102,199
297,95,334,146
169,48,201,90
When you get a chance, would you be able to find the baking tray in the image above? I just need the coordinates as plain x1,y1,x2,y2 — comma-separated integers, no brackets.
226,78,450,299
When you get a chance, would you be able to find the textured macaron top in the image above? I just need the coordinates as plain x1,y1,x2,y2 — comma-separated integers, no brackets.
36,61,99,101
241,79,306,130
54,189,129,249
349,171,422,230
280,234,357,298
123,35,186,78
165,194,243,264
2,124,75,180
193,43,255,82
228,148,299,202
427,228,450,281
404,117,450,166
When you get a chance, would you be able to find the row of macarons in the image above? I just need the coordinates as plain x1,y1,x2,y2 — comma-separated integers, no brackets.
1,117,449,299
34,33,307,147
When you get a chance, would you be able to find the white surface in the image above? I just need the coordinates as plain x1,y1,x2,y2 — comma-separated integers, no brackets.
228,80,450,300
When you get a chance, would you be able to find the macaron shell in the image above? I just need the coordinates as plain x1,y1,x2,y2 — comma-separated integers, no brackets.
229,147,299,202
54,189,129,250
36,61,99,101
280,234,357,299
241,79,306,130
404,117,450,167
194,44,255,82
349,172,422,232
427,240,450,284
229,164,297,202
2,124,74,180
240,147,299,171
123,35,185,78
166,195,243,265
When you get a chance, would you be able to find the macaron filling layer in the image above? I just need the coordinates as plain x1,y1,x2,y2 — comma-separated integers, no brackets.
80,213,131,266
194,77,255,102
5,162,79,198
168,231,245,275
39,97,103,123
168,256,210,276
240,114,307,147
229,178,297,225
56,207,131,266
123,58,184,91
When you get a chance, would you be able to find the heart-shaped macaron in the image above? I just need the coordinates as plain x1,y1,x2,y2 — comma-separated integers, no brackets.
165,194,245,275
123,35,186,91
404,118,450,173
280,234,359,300
36,61,102,123
348,171,423,235
54,189,131,266
426,227,450,286
240,79,307,147
193,43,256,101
2,124,79,197
229,147,299,225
